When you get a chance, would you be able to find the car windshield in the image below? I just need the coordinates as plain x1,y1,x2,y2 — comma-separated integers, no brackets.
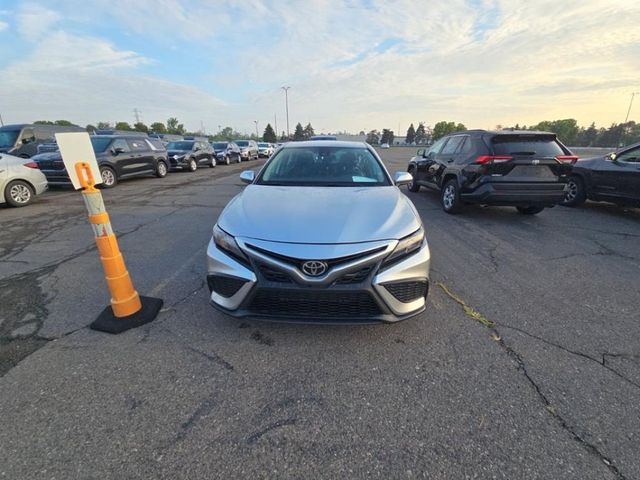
166,141,194,150
257,146,390,187
258,143,268,147
90,137,113,153
213,142,228,149
491,136,565,157
0,130,20,148
235,141,249,147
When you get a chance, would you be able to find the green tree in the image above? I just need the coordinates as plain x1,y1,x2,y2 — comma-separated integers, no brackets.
115,122,132,131
133,122,149,133
414,123,427,143
86,124,97,133
531,119,579,145
381,129,394,145
150,122,167,134
34,120,54,125
405,123,416,144
263,123,277,143
303,123,315,139
166,117,185,135
432,121,466,141
96,122,112,130
365,129,380,145
293,122,305,141
54,120,76,126
280,131,288,141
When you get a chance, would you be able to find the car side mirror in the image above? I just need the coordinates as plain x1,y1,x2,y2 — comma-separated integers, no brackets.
394,171,413,186
608,152,617,162
112,147,124,155
240,170,255,184
417,149,425,157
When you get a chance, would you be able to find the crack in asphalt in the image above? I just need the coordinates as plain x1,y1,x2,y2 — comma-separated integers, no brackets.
245,418,298,445
437,281,629,480
187,346,234,371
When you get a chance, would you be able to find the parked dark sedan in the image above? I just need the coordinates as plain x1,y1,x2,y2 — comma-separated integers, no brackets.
34,135,169,188
407,130,576,214
211,141,241,165
563,142,640,207
166,140,215,171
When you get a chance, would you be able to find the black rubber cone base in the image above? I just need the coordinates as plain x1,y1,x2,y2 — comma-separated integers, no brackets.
90,296,163,334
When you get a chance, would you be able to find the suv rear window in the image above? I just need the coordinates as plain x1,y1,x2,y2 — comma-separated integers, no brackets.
491,135,565,157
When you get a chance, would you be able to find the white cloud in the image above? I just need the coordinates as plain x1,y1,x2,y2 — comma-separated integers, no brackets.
0,20,8,32
3,0,640,132
17,3,61,41
0,31,228,130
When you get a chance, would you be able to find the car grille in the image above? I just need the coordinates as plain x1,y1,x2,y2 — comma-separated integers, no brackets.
333,266,374,285
383,281,428,303
207,275,247,298
258,264,292,283
247,289,382,318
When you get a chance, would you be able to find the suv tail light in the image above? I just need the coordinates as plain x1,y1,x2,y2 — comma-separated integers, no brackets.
555,155,578,164
475,155,512,165
23,161,39,169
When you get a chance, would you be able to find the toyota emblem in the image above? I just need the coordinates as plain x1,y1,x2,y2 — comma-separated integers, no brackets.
301,260,328,277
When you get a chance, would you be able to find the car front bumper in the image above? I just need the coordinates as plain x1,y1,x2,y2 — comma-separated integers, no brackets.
206,236,430,323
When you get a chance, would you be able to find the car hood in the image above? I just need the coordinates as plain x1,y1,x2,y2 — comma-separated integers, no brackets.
218,185,421,244
167,149,189,155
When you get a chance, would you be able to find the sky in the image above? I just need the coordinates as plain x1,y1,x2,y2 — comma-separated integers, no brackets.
0,0,639,135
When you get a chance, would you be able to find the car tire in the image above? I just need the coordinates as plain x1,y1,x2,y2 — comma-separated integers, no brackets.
563,176,586,207
188,158,197,172
155,160,168,178
238,156,242,163
209,156,216,168
225,155,230,165
516,206,545,215
408,168,420,192
4,180,34,207
99,166,117,188
441,179,463,214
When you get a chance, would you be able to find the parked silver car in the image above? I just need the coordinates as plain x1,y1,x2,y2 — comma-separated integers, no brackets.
206,141,430,323
0,153,48,207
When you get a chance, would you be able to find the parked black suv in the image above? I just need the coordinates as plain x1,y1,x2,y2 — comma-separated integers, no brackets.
0,124,85,158
166,140,215,171
211,141,241,165
34,135,169,188
407,130,576,214
563,142,640,207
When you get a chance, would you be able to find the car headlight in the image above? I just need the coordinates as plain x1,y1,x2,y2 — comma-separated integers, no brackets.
381,226,424,269
213,224,247,262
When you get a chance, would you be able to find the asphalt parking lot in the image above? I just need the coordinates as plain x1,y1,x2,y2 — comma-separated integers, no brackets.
1,148,639,479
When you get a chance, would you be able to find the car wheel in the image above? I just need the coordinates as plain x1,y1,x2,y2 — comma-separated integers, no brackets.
225,155,230,165
408,168,420,192
516,206,545,215
441,179,462,214
238,155,242,163
188,158,198,172
4,180,34,207
155,160,168,178
209,156,216,168
99,166,117,188
563,176,586,207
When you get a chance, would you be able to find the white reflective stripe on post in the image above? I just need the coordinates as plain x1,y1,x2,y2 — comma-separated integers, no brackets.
82,190,114,237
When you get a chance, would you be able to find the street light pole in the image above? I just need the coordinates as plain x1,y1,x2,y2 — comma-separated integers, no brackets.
281,86,291,138
619,92,640,149
624,92,640,124
254,120,259,139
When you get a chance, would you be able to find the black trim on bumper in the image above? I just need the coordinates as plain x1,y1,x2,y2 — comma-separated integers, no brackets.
461,182,567,206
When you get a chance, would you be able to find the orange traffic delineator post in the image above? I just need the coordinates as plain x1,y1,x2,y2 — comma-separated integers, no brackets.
75,162,163,333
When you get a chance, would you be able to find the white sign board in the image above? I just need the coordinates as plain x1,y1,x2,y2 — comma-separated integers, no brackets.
55,132,102,190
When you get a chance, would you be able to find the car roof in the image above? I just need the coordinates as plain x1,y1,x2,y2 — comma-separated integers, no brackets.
282,140,367,149
0,124,31,130
93,134,146,140
451,129,556,137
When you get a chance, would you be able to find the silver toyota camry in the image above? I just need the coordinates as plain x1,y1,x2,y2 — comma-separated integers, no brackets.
206,141,430,323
